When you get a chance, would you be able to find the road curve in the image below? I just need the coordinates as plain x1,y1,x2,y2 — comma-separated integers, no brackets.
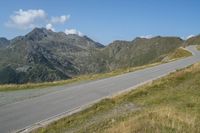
0,46,200,133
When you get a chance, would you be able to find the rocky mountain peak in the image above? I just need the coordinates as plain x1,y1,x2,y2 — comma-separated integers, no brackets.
25,27,53,41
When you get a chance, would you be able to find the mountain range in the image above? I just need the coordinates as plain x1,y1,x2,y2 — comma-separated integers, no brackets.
0,28,199,84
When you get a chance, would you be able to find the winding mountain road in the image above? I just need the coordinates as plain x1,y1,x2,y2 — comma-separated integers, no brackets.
0,46,200,133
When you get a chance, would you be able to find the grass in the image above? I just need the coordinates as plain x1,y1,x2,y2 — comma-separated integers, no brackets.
33,62,200,133
167,47,192,60
197,45,200,51
0,47,192,92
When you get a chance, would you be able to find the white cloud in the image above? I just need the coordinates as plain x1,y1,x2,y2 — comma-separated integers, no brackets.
65,29,83,36
186,34,195,39
6,9,46,29
6,9,80,36
50,15,70,24
140,35,153,39
46,23,55,31
6,9,70,31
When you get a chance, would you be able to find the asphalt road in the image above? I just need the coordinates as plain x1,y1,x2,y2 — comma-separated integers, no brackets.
0,46,200,133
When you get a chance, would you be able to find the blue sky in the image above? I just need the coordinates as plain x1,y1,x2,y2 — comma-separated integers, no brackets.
0,0,200,44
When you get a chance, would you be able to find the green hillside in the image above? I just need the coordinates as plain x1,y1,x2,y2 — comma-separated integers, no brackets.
0,46,191,92
166,47,192,60
185,35,200,45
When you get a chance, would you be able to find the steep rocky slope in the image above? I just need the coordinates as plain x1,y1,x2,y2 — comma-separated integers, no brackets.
0,28,185,84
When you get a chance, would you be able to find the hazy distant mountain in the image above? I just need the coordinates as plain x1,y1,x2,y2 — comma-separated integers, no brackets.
185,35,200,45
0,28,187,84
0,37,10,48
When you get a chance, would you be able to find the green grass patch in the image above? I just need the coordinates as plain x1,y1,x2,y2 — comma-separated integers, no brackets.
197,45,200,51
33,62,200,133
167,47,192,60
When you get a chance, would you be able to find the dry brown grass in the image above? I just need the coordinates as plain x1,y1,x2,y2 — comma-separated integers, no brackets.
197,45,200,51
105,106,198,133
